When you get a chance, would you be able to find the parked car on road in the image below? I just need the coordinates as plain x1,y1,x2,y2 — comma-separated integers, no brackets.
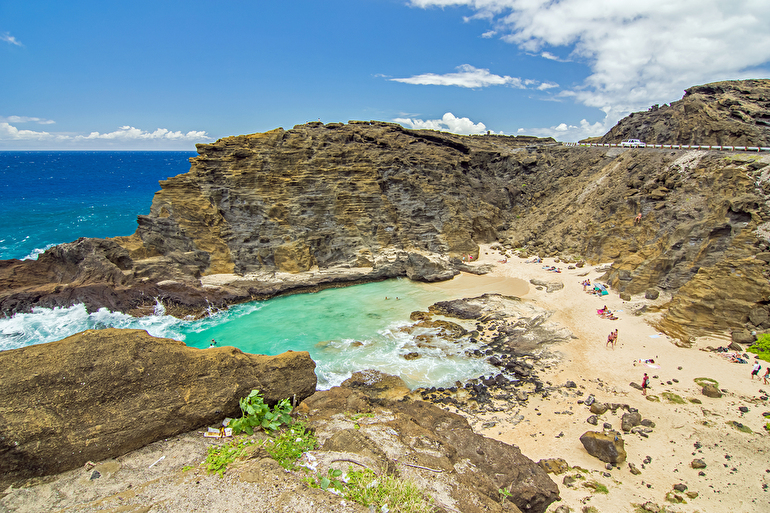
621,139,646,148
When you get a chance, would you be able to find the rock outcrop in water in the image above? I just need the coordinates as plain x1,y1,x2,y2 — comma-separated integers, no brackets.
0,328,317,489
1,80,770,339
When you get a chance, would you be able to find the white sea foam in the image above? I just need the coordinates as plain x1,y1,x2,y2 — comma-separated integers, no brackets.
0,304,187,351
21,243,58,260
313,319,497,390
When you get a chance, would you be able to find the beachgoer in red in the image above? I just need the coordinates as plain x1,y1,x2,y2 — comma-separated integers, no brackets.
641,373,649,395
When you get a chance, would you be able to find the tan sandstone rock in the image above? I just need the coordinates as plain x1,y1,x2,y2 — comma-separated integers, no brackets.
0,328,317,489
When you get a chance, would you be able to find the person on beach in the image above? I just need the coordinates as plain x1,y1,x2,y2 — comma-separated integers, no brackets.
764,367,770,385
613,329,618,347
751,361,761,379
582,279,591,292
641,373,649,395
606,331,615,348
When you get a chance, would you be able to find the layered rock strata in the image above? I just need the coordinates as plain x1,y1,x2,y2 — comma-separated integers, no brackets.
0,328,317,489
597,79,770,147
2,100,770,338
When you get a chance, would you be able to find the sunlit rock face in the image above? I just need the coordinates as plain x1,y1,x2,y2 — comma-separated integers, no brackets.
3,88,770,340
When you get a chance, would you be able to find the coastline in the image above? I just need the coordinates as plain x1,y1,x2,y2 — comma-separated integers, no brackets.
3,244,769,513
430,244,770,513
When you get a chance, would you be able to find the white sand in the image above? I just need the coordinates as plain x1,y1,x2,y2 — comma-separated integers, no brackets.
432,245,770,513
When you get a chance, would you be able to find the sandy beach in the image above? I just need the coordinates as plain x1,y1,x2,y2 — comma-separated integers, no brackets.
428,244,770,513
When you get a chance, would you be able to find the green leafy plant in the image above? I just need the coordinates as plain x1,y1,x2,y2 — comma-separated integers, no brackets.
230,389,293,435
498,486,513,505
306,467,436,513
204,438,256,476
264,421,317,470
748,334,770,363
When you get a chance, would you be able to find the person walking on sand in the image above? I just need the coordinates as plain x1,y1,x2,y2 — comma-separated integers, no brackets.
751,361,761,380
613,329,618,348
641,373,649,395
764,367,770,384
606,331,615,348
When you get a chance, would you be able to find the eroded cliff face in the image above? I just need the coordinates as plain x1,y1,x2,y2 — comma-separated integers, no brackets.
129,122,552,276
2,118,770,339
598,79,770,146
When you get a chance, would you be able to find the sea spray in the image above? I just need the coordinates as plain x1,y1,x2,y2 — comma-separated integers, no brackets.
0,280,498,389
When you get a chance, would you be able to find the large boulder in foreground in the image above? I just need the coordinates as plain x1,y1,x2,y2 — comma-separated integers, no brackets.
0,328,317,489
303,383,559,513
579,430,627,464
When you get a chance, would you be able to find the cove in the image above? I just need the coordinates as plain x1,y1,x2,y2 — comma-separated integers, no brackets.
0,275,528,390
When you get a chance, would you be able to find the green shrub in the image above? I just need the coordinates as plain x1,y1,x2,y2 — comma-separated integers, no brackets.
748,334,770,363
230,389,293,435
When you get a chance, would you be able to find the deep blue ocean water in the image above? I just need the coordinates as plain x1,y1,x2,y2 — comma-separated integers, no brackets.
0,152,496,388
0,151,196,260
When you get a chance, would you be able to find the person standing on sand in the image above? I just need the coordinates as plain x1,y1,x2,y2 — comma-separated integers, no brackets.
641,373,649,395
613,329,618,348
606,331,614,348
751,361,761,379
764,367,769,384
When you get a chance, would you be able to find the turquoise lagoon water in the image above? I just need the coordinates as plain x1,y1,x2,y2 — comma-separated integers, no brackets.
0,279,497,389
0,151,498,389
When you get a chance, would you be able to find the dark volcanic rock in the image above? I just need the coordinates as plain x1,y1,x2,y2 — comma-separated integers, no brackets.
580,430,627,464
304,386,559,513
621,411,643,432
702,383,723,398
3,103,770,340
0,328,317,489
599,79,770,147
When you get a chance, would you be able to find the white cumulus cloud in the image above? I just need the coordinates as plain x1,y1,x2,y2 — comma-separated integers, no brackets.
0,120,212,148
390,64,559,91
410,0,770,124
75,126,209,142
0,122,52,140
393,112,490,135
518,117,607,142
391,64,526,88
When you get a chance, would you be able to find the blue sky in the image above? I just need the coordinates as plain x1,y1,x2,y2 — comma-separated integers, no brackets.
2,0,769,149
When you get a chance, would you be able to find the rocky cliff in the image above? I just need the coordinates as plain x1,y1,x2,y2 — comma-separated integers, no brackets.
598,79,770,146
2,98,770,339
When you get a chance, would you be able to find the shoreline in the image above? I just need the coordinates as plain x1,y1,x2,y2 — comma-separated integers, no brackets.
429,244,770,513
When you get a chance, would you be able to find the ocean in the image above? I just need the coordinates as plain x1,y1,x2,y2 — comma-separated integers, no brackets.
0,151,496,389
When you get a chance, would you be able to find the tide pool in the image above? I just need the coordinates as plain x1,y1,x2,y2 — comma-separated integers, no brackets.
0,278,497,390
